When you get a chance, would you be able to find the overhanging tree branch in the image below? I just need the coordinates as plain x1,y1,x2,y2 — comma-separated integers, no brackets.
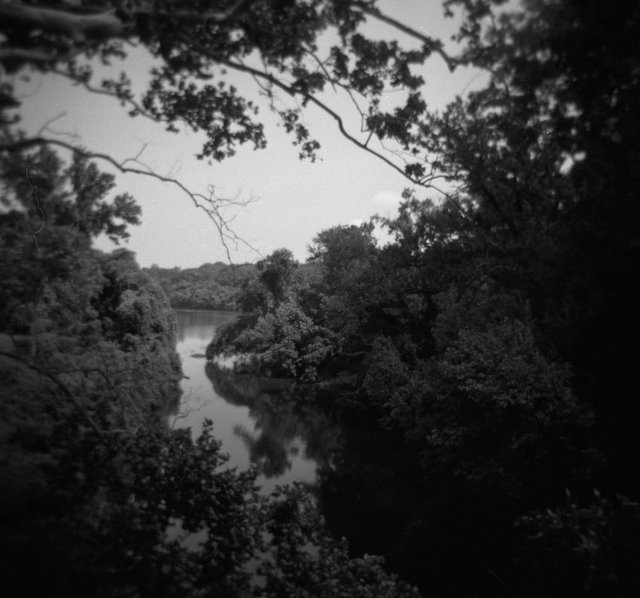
218,57,435,189
1,0,465,255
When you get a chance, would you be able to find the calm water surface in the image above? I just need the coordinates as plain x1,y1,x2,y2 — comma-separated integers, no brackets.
172,309,341,494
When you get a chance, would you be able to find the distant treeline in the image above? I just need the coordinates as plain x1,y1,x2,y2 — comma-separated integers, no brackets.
144,262,254,310
145,261,321,311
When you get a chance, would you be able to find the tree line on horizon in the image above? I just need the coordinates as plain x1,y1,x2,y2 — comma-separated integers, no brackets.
144,260,321,311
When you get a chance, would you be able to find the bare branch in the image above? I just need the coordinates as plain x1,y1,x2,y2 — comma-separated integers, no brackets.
52,68,156,122
120,141,149,168
169,389,213,429
35,111,68,136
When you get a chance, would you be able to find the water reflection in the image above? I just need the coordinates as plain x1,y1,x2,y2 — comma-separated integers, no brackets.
175,309,235,344
174,310,342,493
206,363,341,480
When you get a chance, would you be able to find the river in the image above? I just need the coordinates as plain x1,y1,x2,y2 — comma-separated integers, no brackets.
171,309,429,591
172,309,342,494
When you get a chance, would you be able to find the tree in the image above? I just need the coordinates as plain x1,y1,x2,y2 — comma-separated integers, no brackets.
405,0,640,495
257,248,298,308
308,223,377,293
0,146,140,340
515,491,640,596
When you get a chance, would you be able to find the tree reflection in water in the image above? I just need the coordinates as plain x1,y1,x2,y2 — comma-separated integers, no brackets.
205,363,342,481
204,361,429,590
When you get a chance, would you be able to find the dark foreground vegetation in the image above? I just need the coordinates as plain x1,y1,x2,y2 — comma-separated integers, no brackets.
3,0,640,596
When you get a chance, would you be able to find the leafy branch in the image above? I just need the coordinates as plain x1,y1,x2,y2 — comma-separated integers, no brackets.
218,56,443,189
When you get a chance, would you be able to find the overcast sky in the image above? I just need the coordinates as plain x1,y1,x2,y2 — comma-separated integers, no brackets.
14,0,481,268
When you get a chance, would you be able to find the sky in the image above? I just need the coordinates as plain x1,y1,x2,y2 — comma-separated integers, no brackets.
13,0,482,268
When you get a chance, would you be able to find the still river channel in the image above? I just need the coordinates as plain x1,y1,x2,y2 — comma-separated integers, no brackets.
171,309,343,495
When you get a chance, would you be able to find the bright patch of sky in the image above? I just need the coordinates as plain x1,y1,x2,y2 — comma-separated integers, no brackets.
12,0,484,268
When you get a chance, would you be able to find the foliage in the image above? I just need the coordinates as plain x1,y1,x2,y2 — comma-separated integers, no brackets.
145,261,322,312
308,223,377,295
1,146,140,241
406,318,593,500
211,301,340,382
259,484,421,598
207,248,341,381
0,420,261,598
359,336,409,422
258,302,340,382
426,0,640,496
515,492,640,596
0,146,141,335
256,248,299,309
145,262,256,311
